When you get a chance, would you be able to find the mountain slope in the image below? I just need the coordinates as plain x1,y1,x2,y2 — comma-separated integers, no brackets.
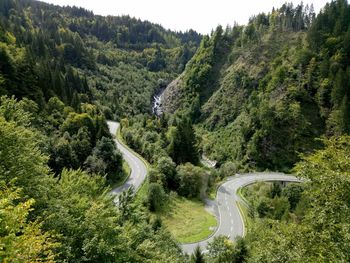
0,0,201,116
162,1,350,171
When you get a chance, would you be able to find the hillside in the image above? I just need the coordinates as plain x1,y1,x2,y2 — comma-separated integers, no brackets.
0,0,201,117
0,0,200,261
1,0,350,262
161,1,350,171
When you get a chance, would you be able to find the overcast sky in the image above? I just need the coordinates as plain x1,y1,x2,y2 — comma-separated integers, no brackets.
41,0,330,34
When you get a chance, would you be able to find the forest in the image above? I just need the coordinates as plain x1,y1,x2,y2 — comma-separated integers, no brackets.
1,0,350,262
161,1,350,171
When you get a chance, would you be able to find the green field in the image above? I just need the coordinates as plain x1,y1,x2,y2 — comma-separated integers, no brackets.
159,196,217,243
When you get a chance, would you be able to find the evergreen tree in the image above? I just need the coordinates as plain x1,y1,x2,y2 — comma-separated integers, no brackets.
167,115,198,164
191,246,205,263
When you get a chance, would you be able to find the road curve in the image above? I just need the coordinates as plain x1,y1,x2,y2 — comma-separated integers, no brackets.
106,122,300,254
107,121,147,196
181,172,300,254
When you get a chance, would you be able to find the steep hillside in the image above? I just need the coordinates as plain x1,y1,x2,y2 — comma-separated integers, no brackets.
0,1,201,261
0,0,201,117
162,1,350,171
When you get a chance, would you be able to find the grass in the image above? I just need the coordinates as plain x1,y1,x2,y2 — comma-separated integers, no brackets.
158,196,217,243
115,126,216,243
207,178,225,200
123,161,131,178
135,179,149,204
236,187,253,233
236,182,273,233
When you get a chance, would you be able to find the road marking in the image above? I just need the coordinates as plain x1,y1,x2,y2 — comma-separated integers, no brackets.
110,122,302,255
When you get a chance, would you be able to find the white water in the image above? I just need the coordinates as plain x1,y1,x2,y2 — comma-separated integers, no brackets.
152,90,164,116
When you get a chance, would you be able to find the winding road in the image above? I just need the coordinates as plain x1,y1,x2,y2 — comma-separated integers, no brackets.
181,173,300,254
107,121,147,195
107,121,300,254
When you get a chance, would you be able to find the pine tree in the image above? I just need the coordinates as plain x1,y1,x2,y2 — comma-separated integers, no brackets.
191,246,205,263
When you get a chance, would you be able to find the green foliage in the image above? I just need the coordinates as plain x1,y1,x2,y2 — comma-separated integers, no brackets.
85,136,123,182
177,163,203,198
0,95,35,127
41,169,127,262
117,187,137,223
0,0,200,117
157,156,178,190
122,115,169,164
206,235,248,263
206,236,235,263
243,182,300,221
61,112,94,136
232,236,249,263
0,115,49,200
191,246,205,263
245,136,350,261
147,183,166,212
0,185,58,262
164,1,350,171
0,96,183,262
269,182,282,198
282,183,304,210
219,162,239,179
42,96,119,177
293,136,350,260
167,114,199,165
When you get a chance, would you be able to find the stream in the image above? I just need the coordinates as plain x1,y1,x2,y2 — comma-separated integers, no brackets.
152,88,165,116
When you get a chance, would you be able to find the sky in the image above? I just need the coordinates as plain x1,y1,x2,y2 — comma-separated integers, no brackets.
41,0,331,34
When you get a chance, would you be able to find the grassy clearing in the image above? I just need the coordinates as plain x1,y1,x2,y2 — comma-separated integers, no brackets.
117,125,216,242
158,196,217,243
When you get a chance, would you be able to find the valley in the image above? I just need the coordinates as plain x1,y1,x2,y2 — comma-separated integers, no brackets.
0,0,350,262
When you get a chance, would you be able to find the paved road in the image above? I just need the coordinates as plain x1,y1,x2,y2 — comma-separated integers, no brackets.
181,172,300,254
107,121,147,196
106,122,300,254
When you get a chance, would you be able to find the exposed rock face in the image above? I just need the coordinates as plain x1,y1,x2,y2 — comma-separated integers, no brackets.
158,75,184,114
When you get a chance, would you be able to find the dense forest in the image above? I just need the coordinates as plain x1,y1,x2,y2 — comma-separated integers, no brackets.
160,0,350,171
0,0,201,116
1,0,350,262
0,0,200,261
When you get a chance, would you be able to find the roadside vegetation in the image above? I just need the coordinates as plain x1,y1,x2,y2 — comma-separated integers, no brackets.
1,0,350,262
241,181,304,222
165,1,350,174
0,99,184,262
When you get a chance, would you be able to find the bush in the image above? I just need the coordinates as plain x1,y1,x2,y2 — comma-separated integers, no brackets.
147,183,166,212
177,163,203,198
157,156,178,190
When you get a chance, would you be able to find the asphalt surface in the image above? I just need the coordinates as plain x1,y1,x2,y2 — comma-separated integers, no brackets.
181,172,300,254
106,121,300,255
107,121,147,196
